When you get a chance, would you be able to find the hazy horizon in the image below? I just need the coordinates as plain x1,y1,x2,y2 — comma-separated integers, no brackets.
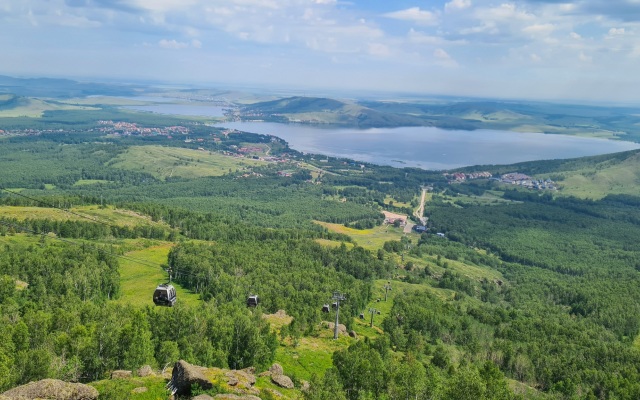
2,1,640,103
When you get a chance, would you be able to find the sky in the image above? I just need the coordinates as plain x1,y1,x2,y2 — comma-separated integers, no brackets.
1,0,640,103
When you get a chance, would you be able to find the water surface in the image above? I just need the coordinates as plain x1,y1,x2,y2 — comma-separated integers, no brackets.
218,122,640,169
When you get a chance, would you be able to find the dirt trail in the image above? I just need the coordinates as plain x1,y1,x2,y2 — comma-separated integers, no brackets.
414,188,428,226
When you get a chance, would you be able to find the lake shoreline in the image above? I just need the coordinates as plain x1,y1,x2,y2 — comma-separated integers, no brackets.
215,121,640,170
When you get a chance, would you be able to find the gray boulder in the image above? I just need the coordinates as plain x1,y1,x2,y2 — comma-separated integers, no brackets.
192,395,215,400
268,363,284,376
110,370,132,379
137,365,154,377
271,374,294,389
166,360,213,396
1,379,98,400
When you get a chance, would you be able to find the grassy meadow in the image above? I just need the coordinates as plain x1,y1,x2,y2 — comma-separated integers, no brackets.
116,243,201,308
0,205,168,228
313,221,412,251
0,97,98,117
109,145,267,180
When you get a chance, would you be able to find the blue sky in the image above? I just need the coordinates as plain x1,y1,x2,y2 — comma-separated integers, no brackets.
2,0,640,103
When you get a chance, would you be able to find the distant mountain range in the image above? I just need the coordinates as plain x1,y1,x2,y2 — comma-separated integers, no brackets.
0,75,142,98
2,74,640,143
240,96,640,142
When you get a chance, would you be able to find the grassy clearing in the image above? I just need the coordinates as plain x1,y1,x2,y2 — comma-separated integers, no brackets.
0,205,166,228
91,375,170,400
116,243,201,308
313,221,412,251
384,195,412,208
0,233,43,246
73,179,112,186
0,98,98,117
275,332,352,382
556,154,640,199
110,145,267,180
313,238,354,249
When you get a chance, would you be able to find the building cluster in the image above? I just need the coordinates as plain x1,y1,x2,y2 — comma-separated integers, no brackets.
500,173,557,190
238,146,264,154
97,120,189,136
444,171,492,182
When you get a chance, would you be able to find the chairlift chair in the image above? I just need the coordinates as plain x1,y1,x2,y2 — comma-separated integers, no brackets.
322,304,331,313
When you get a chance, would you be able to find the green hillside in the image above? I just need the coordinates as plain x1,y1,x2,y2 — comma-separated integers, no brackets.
241,96,640,140
4,105,640,399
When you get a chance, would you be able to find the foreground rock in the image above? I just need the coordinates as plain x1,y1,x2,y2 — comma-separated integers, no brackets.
323,321,347,336
137,365,155,377
192,395,215,400
271,374,294,389
110,370,132,379
213,395,261,400
167,360,213,396
1,379,98,400
269,363,284,376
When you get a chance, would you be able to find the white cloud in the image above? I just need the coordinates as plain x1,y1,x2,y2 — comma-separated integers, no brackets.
445,0,472,12
608,27,625,35
408,29,442,45
522,23,555,36
476,3,535,22
570,32,582,40
383,7,438,25
530,53,541,62
579,51,592,62
433,48,458,67
159,39,189,49
368,43,391,57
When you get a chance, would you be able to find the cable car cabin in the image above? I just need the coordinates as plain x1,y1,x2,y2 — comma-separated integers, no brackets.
247,295,259,307
322,304,331,313
153,284,176,307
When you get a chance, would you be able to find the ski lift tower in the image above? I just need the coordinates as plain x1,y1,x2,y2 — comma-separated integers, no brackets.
332,291,346,340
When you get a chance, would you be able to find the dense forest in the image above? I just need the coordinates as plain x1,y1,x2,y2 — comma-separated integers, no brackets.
2,116,640,399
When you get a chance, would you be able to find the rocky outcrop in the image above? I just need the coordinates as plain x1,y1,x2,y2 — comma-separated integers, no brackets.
213,395,261,400
349,330,358,339
110,370,132,379
271,374,294,389
269,363,284,376
265,363,294,389
192,395,215,400
225,370,256,388
1,379,98,400
167,360,213,396
131,387,148,394
324,322,347,335
137,365,154,377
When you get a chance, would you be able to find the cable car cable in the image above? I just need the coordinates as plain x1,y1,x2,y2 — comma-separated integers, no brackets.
0,187,123,230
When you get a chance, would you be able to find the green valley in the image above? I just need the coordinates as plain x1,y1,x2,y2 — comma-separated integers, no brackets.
2,92,640,399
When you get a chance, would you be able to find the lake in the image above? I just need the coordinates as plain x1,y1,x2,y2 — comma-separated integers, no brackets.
217,122,640,170
124,104,228,117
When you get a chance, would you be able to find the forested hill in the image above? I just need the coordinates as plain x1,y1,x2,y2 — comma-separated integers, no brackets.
240,95,640,140
4,113,640,398
240,96,426,128
0,75,142,98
